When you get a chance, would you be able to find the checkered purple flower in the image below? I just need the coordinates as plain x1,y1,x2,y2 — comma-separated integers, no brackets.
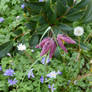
8,79,18,86
36,37,56,58
28,69,35,79
57,34,76,53
0,17,4,23
0,66,2,71
48,84,56,92
4,69,15,76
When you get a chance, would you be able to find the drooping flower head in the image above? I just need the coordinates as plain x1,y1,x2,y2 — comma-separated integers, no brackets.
4,69,15,76
36,37,56,58
0,17,4,23
17,43,26,51
28,69,35,79
74,26,84,36
57,34,76,52
48,84,56,92
8,78,18,86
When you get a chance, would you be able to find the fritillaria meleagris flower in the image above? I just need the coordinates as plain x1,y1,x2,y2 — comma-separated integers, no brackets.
57,34,76,53
36,37,56,58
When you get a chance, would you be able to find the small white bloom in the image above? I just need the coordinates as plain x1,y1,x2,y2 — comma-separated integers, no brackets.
17,43,26,51
7,53,11,57
16,16,20,20
74,26,84,36
90,60,92,64
74,80,77,85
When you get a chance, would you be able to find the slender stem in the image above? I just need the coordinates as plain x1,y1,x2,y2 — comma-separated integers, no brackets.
83,32,92,43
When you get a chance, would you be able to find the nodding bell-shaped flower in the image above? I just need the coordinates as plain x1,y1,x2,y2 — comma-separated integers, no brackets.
36,37,56,58
57,34,76,53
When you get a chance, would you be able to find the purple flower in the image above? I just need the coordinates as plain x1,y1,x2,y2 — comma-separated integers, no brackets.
4,69,15,76
67,80,71,85
57,34,76,52
8,79,18,86
0,17,4,23
40,76,44,83
57,70,62,75
39,0,44,2
28,69,35,79
47,71,57,78
48,84,56,92
47,70,62,78
41,57,50,64
0,66,2,71
21,4,25,9
36,37,56,58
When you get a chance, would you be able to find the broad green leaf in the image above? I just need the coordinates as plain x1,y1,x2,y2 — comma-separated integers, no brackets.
0,41,13,58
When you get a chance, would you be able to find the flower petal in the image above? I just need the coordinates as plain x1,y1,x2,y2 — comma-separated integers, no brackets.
57,38,68,53
40,41,51,56
57,34,76,44
49,39,56,58
36,37,50,48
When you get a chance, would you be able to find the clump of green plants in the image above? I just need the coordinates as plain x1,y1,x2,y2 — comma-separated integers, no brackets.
0,0,92,92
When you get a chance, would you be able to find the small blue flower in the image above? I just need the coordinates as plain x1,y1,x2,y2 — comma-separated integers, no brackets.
8,79,18,86
47,71,57,78
48,84,56,92
57,70,62,75
0,66,2,71
0,17,4,23
47,70,62,78
4,69,15,76
28,69,35,79
39,0,44,2
21,4,25,9
41,57,50,64
40,76,44,83
67,80,71,85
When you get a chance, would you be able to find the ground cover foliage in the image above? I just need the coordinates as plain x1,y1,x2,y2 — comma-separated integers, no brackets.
0,0,92,92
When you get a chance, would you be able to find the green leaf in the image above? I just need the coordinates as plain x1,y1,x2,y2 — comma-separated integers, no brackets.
56,0,67,17
29,35,39,47
81,0,92,23
0,41,13,58
67,0,74,7
75,0,90,9
58,23,73,32
65,10,84,22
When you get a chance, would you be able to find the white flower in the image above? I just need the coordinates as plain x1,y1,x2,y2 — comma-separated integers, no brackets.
7,53,11,57
74,26,84,36
90,60,92,64
16,16,20,20
74,80,77,85
17,43,26,51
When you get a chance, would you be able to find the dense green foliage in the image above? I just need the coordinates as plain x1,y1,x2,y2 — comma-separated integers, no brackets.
0,0,92,92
